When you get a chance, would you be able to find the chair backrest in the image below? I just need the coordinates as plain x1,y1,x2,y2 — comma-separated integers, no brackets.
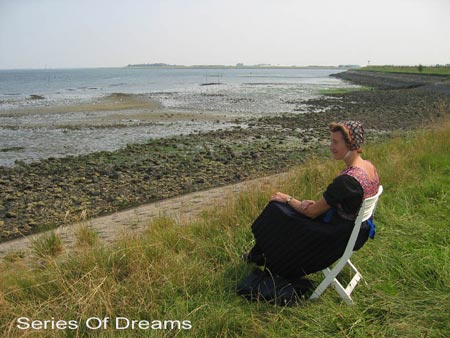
344,185,383,255
357,185,383,223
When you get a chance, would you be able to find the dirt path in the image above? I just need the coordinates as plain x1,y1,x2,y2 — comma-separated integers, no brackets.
0,173,287,259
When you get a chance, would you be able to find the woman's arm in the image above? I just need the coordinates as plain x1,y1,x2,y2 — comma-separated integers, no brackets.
269,192,331,219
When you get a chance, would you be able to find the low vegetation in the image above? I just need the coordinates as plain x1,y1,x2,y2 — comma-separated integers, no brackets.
361,65,450,77
319,86,373,95
1,116,449,337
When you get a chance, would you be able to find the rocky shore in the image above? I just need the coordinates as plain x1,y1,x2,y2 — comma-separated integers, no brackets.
332,69,449,90
1,70,449,243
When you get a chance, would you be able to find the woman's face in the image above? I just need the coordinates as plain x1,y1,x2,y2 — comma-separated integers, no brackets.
330,131,350,160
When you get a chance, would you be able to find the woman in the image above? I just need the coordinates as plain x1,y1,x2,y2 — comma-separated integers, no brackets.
244,121,380,279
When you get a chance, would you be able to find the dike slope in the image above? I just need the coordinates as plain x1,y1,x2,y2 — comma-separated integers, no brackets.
333,69,450,93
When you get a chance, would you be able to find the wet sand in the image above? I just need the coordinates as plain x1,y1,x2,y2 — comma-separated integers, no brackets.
0,93,228,121
0,93,236,167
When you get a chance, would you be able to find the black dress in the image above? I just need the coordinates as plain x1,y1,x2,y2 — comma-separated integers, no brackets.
250,175,371,279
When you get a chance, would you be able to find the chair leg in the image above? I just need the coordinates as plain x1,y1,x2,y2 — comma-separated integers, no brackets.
309,260,363,305
309,268,335,301
345,260,363,294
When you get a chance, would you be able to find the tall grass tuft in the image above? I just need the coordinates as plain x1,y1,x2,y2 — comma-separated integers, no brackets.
31,231,63,259
1,117,449,337
74,224,99,247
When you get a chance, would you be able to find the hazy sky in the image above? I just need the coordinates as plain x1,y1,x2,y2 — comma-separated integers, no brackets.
1,0,449,69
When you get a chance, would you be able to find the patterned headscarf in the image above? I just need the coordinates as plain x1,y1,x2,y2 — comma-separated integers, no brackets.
338,120,364,151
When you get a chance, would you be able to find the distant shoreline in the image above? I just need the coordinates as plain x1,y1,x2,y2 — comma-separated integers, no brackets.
0,65,354,71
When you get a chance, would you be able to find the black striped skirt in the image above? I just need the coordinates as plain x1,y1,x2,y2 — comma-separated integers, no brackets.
251,201,369,279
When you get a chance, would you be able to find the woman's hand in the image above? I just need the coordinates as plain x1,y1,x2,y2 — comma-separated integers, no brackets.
268,193,328,219
269,192,290,203
300,200,314,210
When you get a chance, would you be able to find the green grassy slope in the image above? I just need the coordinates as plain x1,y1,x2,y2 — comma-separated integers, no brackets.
1,118,449,337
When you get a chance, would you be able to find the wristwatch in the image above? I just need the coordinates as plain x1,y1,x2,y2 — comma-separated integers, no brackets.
286,196,294,204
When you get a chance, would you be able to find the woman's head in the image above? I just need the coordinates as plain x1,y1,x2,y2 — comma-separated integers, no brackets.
329,120,364,160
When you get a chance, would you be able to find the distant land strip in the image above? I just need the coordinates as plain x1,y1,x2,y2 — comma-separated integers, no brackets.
125,63,360,69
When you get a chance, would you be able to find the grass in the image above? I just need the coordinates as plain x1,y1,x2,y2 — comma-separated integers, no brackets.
74,224,99,247
360,65,450,77
31,231,63,259
1,116,450,337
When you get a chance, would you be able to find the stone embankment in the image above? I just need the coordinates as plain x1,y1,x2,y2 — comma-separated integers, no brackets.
0,173,287,258
333,69,450,94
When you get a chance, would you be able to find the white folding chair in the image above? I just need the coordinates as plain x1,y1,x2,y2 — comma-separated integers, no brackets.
309,185,383,305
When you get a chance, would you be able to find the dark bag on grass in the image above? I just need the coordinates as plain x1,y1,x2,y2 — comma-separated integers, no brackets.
236,268,313,306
